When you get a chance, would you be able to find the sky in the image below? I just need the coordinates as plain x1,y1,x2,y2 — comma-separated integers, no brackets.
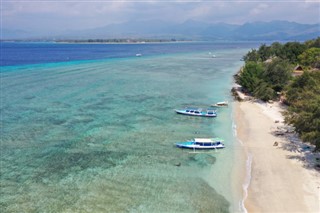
1,0,320,33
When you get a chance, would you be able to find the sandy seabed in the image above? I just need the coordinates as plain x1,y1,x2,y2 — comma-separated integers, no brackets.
235,100,320,213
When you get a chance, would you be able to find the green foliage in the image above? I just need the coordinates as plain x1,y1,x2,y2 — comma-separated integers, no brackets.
238,59,291,101
237,61,264,93
305,37,320,48
244,49,260,62
284,72,320,151
269,42,283,56
281,42,307,63
253,81,275,101
263,58,292,92
298,47,320,68
257,44,272,61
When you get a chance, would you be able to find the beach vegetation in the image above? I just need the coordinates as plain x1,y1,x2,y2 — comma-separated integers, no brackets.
237,59,292,101
298,47,320,69
263,58,292,92
284,71,320,151
243,49,260,62
281,41,307,63
257,44,272,61
239,37,320,150
253,81,275,101
237,61,264,92
305,37,320,48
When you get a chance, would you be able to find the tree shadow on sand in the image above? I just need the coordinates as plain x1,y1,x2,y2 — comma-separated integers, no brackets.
277,132,320,171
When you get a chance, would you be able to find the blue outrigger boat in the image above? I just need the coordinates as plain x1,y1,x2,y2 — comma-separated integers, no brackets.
175,107,217,117
176,138,225,149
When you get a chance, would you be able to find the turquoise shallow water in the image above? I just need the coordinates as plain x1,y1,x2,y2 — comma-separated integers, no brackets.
1,49,248,212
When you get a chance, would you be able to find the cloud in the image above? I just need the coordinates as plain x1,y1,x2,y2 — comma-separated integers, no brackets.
1,0,319,33
250,3,269,16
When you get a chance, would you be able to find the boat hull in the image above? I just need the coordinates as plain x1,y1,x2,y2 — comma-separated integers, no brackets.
176,142,225,149
211,101,228,107
175,110,217,117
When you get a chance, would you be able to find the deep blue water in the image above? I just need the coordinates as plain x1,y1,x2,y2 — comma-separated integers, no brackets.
1,41,259,66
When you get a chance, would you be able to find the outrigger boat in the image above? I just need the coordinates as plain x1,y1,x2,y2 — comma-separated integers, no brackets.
175,107,217,117
176,138,225,149
211,101,228,107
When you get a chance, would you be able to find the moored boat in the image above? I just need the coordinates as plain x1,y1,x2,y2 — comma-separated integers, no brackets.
211,101,228,107
174,107,217,117
176,138,225,149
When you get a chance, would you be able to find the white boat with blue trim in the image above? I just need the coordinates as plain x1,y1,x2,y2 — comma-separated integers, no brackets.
176,138,225,149
175,107,217,117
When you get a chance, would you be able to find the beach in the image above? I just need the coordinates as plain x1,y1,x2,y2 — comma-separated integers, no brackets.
235,99,320,212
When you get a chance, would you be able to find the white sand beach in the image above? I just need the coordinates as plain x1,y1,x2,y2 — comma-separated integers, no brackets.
235,100,320,212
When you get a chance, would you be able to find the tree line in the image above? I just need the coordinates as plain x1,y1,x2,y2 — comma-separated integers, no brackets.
236,37,320,151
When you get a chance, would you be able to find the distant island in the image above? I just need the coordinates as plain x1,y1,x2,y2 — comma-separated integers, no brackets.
3,20,319,41
0,38,192,44
55,38,187,44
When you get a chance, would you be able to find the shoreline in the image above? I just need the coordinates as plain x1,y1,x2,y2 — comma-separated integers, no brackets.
235,98,320,212
231,101,250,213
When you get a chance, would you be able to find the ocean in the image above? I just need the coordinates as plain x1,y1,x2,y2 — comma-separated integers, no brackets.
0,41,258,212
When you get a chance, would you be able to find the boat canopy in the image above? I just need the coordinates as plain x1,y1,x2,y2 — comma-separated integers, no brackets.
194,138,215,143
212,137,224,142
185,107,202,110
194,138,224,143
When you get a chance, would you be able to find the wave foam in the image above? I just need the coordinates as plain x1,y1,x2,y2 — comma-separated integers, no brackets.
232,120,237,137
239,153,253,213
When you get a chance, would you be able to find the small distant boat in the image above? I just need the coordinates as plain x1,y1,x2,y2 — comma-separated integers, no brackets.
136,53,142,57
208,52,216,58
211,101,228,107
176,138,225,149
175,108,217,117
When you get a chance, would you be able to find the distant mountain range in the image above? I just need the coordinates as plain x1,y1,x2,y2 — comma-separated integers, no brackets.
2,20,319,41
